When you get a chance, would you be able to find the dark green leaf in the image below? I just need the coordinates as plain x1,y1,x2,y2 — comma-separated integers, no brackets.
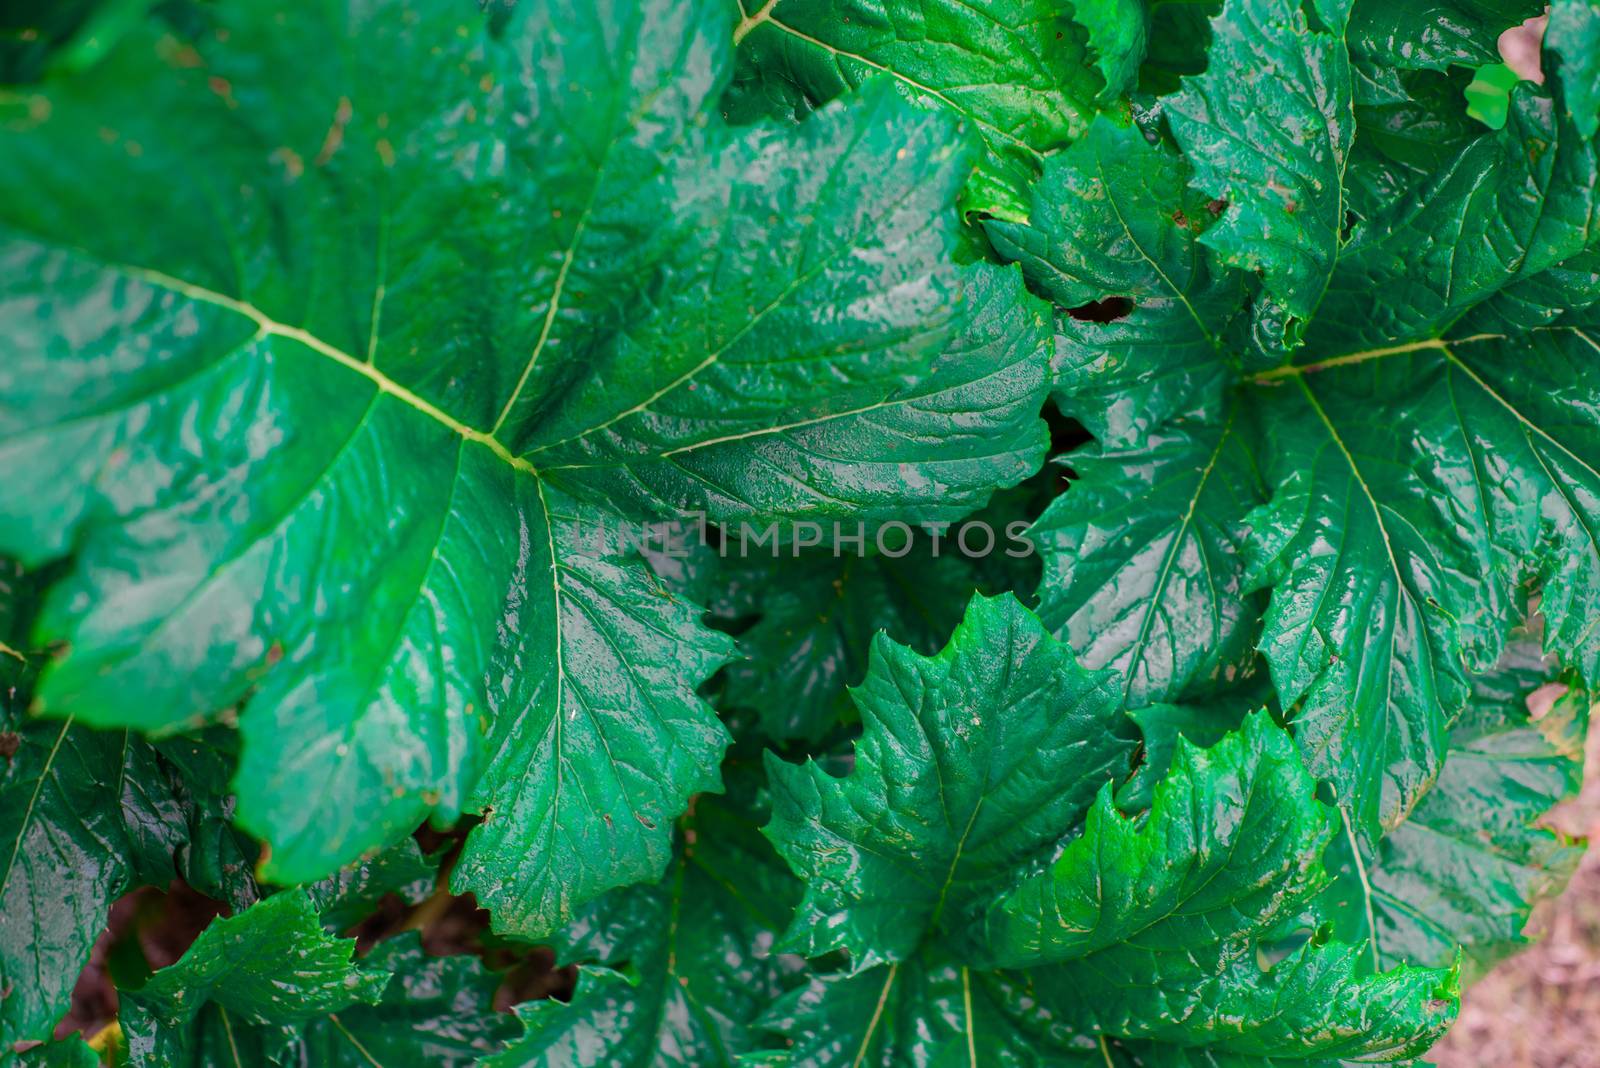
0,0,1051,936
486,770,805,1067
763,594,1133,968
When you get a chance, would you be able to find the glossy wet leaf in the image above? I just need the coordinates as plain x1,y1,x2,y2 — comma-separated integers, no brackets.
753,952,1100,1067
761,683,1457,1065
297,934,518,1068
977,714,1450,1062
119,891,388,1067
1031,413,1264,707
982,713,1333,971
0,562,256,1050
986,117,1241,446
763,594,1133,969
1167,0,1355,345
1320,626,1587,977
1347,0,1539,71
1550,0,1600,137
0,0,1051,937
724,0,1102,219
302,839,438,933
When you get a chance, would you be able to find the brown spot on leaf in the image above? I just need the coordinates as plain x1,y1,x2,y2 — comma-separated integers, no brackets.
271,147,304,180
0,732,20,761
315,96,353,166
208,76,238,108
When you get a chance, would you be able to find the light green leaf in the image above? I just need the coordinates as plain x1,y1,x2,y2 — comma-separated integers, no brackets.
982,713,1333,971
1071,0,1149,99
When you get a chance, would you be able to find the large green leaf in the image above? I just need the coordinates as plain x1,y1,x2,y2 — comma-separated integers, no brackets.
1319,624,1588,977
759,667,1457,1065
981,713,1332,971
483,768,805,1067
1347,0,1540,71
753,952,1102,1067
1005,75,1600,848
979,712,1451,1061
724,0,1102,219
0,0,1051,935
763,594,1134,969
1311,83,1600,350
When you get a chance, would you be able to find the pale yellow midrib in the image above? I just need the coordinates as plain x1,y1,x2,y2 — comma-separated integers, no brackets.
119,265,538,476
1249,332,1506,383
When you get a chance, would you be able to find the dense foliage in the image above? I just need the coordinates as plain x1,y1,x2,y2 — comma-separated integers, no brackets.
2,0,1599,1063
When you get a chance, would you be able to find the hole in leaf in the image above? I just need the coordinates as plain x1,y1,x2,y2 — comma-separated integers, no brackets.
1066,296,1132,322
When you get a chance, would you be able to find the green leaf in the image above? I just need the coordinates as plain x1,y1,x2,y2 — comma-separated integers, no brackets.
1243,323,1600,841
1092,939,1457,1062
1311,83,1600,350
1346,66,1480,221
973,715,1453,1062
297,934,517,1068
763,593,1134,968
1551,0,1600,138
1113,689,1262,812
1321,624,1588,977
0,0,1051,934
302,839,438,933
759,704,1457,1065
1031,412,1265,707
1168,0,1356,343
13,1036,101,1068
724,0,1102,219
981,713,1333,971
754,952,1097,1068
985,117,1242,446
0,562,256,1050
1070,0,1149,99
1348,0,1540,71
715,477,1046,744
485,769,805,1067
120,890,388,1067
